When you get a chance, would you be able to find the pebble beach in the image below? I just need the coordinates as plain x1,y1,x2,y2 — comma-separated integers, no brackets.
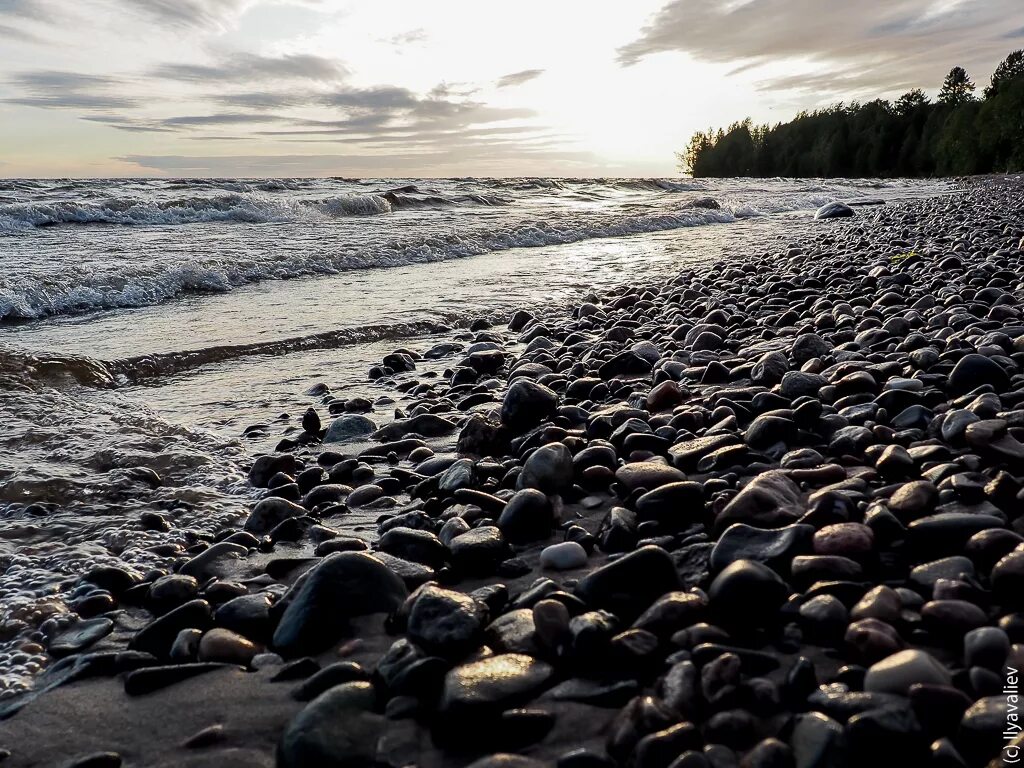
3,177,1024,767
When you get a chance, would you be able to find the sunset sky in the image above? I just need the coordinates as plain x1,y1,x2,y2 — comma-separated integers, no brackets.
1,0,1020,177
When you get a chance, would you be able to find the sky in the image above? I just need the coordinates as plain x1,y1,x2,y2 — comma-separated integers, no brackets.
0,0,1021,178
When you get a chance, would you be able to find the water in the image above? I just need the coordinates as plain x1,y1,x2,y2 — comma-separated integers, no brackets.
0,176,950,697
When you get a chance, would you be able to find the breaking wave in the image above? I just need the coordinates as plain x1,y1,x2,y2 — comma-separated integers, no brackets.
0,206,744,321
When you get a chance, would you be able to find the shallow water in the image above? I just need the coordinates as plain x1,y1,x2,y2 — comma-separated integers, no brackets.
0,176,950,697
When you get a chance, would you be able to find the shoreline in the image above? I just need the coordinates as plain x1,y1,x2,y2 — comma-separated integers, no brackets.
3,178,1024,767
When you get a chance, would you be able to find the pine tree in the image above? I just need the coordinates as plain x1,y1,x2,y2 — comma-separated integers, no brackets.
938,67,976,106
894,89,929,115
987,50,1024,97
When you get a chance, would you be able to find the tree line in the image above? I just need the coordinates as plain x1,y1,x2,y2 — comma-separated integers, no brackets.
679,51,1024,177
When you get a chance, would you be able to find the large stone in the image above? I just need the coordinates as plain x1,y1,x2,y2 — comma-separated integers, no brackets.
517,443,574,494
708,559,789,627
440,654,554,715
273,552,408,657
710,523,814,573
574,545,682,621
498,489,553,544
406,585,487,659
634,482,705,526
791,333,832,365
815,202,855,219
864,649,952,695
244,497,308,536
948,353,1010,395
714,470,804,533
324,414,377,442
501,380,558,432
614,462,687,493
277,682,383,768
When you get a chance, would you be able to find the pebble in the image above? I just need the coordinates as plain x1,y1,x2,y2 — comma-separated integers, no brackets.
864,649,953,694
540,541,588,570
197,628,257,666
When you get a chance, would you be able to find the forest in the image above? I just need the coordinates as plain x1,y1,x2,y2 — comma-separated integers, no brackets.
679,51,1024,177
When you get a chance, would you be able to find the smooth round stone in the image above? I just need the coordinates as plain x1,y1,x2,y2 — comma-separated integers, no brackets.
798,595,848,641
251,652,284,670
169,628,203,662
378,528,447,568
908,556,975,591
964,626,1011,670
440,654,554,714
780,448,825,469
920,599,988,636
278,682,382,768
632,592,707,639
540,542,588,571
887,481,938,520
992,550,1024,608
708,559,788,627
948,353,1009,394
501,379,558,432
614,461,687,492
965,529,1023,571
634,482,705,525
498,489,553,544
406,585,487,659
574,545,682,622
844,619,904,663
813,523,874,559
864,649,952,695
347,484,385,508
323,414,376,442
517,443,574,494
272,552,409,657
790,712,843,768
449,526,507,575
198,628,257,665
244,497,307,535
908,512,1005,557
532,599,571,651
850,586,902,623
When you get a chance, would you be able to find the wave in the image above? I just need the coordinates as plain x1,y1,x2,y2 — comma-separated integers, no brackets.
0,314,474,390
0,206,742,321
0,187,514,232
0,343,118,389
0,192,396,231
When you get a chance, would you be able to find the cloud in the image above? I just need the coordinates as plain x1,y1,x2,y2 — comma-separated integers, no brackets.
0,0,45,18
122,0,326,30
0,0,51,41
123,0,250,29
5,70,139,109
387,28,427,46
496,69,545,88
618,0,1022,98
152,52,347,83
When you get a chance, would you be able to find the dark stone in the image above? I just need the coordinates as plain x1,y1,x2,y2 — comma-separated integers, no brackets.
124,662,232,696
710,523,814,574
129,600,213,658
273,552,408,657
574,546,683,621
406,584,487,659
708,560,789,627
948,353,1009,395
